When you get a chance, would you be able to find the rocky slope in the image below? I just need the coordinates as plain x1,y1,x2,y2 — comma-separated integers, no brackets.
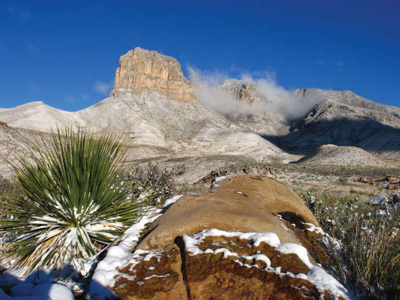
0,122,51,177
296,144,388,167
293,89,400,129
269,89,400,160
0,101,85,132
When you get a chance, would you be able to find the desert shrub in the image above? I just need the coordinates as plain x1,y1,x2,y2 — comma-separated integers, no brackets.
0,128,144,271
303,194,400,298
124,164,174,206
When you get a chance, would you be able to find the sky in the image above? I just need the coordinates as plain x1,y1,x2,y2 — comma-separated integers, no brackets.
0,0,399,111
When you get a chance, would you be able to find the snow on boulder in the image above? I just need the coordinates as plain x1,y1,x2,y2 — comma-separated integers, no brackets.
89,176,350,300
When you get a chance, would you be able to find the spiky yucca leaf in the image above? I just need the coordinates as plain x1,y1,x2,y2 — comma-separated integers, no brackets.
0,128,139,271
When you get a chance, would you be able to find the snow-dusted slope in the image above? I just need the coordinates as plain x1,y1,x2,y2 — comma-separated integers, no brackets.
76,90,282,157
0,101,86,132
0,124,43,178
77,90,233,145
293,89,400,129
275,89,400,159
0,90,284,180
297,144,387,167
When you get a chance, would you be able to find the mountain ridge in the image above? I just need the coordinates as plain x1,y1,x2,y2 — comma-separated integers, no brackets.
1,47,399,180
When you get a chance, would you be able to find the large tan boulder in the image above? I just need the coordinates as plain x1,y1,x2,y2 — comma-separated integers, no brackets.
139,176,318,250
109,47,196,103
104,176,349,299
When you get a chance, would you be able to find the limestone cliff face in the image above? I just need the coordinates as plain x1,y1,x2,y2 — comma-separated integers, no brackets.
110,47,197,103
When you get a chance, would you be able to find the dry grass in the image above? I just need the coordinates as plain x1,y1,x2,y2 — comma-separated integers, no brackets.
303,193,400,298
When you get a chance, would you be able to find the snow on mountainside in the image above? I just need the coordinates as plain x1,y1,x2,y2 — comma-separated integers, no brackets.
293,89,400,129
0,101,85,132
269,89,400,160
1,47,400,180
296,144,388,167
0,48,285,174
0,89,285,181
79,89,283,159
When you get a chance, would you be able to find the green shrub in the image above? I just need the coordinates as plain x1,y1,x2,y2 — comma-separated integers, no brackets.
0,128,141,271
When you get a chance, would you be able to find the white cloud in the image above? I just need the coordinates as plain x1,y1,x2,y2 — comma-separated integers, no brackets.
188,67,325,120
93,81,113,95
314,59,325,65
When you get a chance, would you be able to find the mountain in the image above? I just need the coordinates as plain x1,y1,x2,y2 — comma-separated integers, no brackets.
269,89,400,160
0,101,85,132
293,89,400,129
0,48,285,181
0,47,399,181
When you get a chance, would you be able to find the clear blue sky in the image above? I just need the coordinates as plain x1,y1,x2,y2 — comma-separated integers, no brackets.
1,0,399,111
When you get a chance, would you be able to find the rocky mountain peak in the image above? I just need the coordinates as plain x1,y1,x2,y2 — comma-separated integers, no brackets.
109,47,197,103
220,79,271,104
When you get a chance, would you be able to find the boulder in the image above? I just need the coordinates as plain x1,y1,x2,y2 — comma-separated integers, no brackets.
105,176,350,299
138,176,318,250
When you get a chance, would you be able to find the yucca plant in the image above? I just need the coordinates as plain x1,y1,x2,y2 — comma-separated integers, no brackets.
0,128,140,271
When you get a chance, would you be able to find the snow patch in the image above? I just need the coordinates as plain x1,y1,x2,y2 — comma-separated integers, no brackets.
162,195,183,209
182,228,351,300
307,267,351,300
303,223,325,235
276,243,313,269
89,207,163,300
215,176,227,182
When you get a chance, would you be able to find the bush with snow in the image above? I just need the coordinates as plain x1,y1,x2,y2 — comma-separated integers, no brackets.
303,193,400,298
0,128,144,272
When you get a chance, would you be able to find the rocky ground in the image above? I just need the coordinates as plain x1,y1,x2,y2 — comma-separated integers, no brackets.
154,157,400,203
